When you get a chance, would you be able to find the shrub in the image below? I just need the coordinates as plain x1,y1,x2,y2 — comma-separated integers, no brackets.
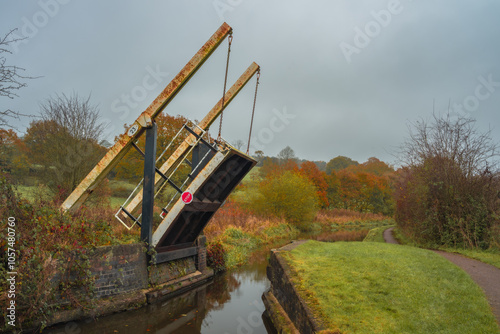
206,240,226,273
248,170,319,231
396,113,500,249
0,175,119,330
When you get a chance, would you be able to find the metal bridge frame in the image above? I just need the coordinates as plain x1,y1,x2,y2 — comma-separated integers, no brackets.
60,23,260,258
61,22,233,213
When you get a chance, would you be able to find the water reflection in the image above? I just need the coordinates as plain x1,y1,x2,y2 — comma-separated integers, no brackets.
45,262,275,334
43,234,369,334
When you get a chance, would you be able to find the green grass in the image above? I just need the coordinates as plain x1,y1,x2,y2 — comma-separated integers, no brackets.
15,183,129,211
330,219,394,232
14,180,135,205
229,166,262,204
363,225,394,243
108,179,137,190
220,227,261,268
109,196,128,208
15,184,38,201
15,184,53,202
393,228,500,270
243,165,261,181
218,223,299,269
282,241,499,334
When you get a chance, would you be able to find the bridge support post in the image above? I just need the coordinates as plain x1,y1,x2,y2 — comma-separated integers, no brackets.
141,122,157,250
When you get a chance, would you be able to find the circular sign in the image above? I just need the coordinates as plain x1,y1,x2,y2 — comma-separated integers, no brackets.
127,124,139,137
181,191,193,204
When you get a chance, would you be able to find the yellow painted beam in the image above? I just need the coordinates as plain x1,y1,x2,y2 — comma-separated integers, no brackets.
61,22,232,212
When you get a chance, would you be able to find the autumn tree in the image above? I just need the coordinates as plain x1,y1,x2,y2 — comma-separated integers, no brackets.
0,128,29,181
259,155,298,179
396,113,500,248
24,93,106,193
248,170,319,231
299,161,329,208
325,158,395,215
337,157,395,214
254,150,264,166
326,171,342,208
326,156,358,174
345,157,394,176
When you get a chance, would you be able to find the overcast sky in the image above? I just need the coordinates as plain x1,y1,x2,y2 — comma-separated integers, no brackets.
2,1,499,165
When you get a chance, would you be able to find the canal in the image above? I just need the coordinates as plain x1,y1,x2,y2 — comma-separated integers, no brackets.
45,259,277,334
44,230,369,334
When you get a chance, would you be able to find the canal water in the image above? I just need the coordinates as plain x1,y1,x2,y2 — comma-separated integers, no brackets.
45,261,277,334
45,231,368,334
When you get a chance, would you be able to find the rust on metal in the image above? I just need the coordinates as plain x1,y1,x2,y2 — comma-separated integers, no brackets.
144,22,232,120
61,22,232,213
121,62,260,219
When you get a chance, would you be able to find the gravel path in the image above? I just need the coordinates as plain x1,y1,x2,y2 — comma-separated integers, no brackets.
383,227,399,244
383,227,500,325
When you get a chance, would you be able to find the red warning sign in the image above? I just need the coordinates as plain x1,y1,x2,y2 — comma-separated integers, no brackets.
181,191,193,204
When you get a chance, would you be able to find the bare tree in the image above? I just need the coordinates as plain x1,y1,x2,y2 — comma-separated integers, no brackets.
39,93,104,141
277,146,297,164
396,112,500,248
232,139,245,150
0,29,37,128
400,113,498,176
24,93,106,192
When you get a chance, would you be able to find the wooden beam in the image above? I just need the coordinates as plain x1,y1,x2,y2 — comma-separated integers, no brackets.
61,22,232,212
154,246,198,264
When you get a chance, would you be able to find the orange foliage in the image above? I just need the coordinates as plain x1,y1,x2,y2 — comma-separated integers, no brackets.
0,128,25,150
344,157,394,176
299,161,329,208
314,208,388,224
204,200,286,240
312,230,368,242
325,158,395,215
260,157,298,178
257,155,395,215
114,113,189,180
0,128,29,177
334,169,393,214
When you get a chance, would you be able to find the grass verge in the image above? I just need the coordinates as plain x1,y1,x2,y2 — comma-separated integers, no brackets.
217,223,300,269
206,202,397,270
393,227,500,270
282,241,499,334
363,225,394,243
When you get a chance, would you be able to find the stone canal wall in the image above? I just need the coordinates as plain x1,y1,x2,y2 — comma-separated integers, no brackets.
89,243,148,298
264,240,326,334
40,235,213,330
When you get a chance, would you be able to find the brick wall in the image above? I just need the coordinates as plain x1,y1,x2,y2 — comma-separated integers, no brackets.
49,240,207,302
90,244,148,298
148,257,196,286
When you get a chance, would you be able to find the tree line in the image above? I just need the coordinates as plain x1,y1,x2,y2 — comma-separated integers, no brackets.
234,147,395,231
1,23,498,249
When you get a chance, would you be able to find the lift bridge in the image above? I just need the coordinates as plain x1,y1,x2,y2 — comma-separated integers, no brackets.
61,22,259,263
